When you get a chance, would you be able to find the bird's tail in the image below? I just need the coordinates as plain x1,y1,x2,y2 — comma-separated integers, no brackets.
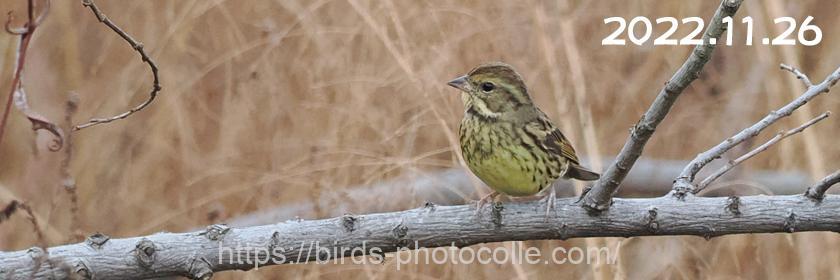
565,164,600,181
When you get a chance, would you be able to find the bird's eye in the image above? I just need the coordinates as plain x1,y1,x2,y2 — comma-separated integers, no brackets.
480,82,495,92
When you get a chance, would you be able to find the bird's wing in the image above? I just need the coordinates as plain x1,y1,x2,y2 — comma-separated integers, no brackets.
525,109,581,165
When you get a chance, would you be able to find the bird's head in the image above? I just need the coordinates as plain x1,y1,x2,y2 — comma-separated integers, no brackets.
447,62,533,117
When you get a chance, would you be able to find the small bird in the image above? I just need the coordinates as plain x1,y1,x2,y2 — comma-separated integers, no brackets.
447,62,599,217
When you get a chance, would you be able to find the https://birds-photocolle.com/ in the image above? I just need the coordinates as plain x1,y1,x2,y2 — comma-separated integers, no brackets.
447,62,600,218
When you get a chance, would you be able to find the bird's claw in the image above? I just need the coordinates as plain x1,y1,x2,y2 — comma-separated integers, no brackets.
541,188,557,221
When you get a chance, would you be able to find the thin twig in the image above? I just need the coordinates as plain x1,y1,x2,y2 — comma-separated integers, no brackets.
673,64,840,195
14,200,50,279
780,64,813,88
17,201,46,247
696,112,831,192
805,170,840,201
62,93,82,241
0,200,21,224
73,0,162,131
580,0,745,211
0,200,46,247
0,0,63,153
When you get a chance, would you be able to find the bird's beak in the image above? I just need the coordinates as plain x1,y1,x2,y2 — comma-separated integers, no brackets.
447,75,472,92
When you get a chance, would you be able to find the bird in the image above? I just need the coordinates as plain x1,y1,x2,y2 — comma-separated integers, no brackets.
447,62,599,218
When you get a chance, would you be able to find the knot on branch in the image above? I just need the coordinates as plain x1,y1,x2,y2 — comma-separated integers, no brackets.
633,119,656,137
392,221,409,248
341,214,357,233
62,177,76,192
423,201,436,212
85,232,110,250
26,246,45,259
491,202,504,228
725,196,741,216
188,257,213,280
663,81,679,95
703,225,717,241
724,0,742,9
269,231,283,258
135,238,157,268
318,247,331,263
784,210,797,233
646,207,659,232
202,224,231,241
805,190,825,202
133,42,144,53
692,47,710,61
557,223,569,241
73,260,92,280
580,197,611,215
672,180,694,200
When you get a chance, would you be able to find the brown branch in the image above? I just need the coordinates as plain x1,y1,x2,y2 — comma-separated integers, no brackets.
0,200,20,223
0,200,46,248
61,93,82,241
1,199,49,278
696,112,831,192
580,0,745,211
73,0,162,131
805,170,840,201
0,0,64,153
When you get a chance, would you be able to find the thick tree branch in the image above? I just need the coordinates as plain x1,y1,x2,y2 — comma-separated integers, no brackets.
580,0,744,211
223,161,813,228
0,195,840,279
674,65,840,195
3,1,836,279
1,194,838,279
805,171,840,201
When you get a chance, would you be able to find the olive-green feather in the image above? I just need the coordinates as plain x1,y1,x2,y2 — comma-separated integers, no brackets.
451,61,601,197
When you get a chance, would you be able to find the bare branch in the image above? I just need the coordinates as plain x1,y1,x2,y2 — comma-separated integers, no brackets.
580,0,745,211
73,0,162,131
61,93,82,241
0,0,64,153
224,162,814,228
12,87,65,151
805,171,840,201
1,194,839,279
4,12,27,35
0,200,21,224
0,200,46,248
780,64,813,88
673,65,840,195
696,112,831,192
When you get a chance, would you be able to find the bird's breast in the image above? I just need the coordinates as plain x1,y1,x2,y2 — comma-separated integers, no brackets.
459,114,558,196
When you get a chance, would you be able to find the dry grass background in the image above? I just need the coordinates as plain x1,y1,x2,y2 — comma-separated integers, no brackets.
0,0,838,279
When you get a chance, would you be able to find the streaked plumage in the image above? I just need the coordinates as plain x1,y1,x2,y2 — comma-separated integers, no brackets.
448,62,599,205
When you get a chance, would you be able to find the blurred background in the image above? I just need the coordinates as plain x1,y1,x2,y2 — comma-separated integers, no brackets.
1,0,838,279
